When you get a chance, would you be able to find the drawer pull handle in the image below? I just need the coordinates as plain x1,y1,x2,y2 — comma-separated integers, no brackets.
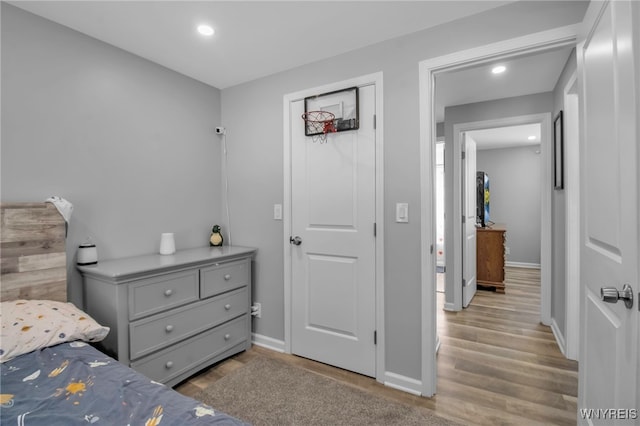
224,304,231,310
224,333,231,340
164,289,173,297
224,274,231,281
165,325,174,333
165,361,174,369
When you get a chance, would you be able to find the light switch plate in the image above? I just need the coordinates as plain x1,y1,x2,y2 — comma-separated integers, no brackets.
396,203,409,223
274,204,283,220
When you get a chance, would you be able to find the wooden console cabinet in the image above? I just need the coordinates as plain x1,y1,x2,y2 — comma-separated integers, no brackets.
476,225,506,293
78,246,256,387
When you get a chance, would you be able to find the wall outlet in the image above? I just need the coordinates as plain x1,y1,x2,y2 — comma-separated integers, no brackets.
505,246,511,255
251,302,261,318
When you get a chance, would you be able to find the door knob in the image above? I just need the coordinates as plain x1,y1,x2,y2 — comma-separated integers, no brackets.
600,284,633,309
290,236,302,246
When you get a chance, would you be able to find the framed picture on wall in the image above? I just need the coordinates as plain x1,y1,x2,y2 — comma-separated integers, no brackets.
554,111,564,190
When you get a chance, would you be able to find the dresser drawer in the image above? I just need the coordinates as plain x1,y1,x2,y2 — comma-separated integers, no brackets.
131,315,248,384
200,259,250,299
128,270,199,320
129,287,248,360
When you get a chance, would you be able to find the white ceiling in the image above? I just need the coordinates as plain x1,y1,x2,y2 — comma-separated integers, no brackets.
435,46,573,122
10,0,514,89
435,45,572,151
468,123,541,150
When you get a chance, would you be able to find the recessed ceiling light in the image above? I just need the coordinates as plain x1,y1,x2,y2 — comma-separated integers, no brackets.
528,135,536,141
197,25,215,36
491,65,506,74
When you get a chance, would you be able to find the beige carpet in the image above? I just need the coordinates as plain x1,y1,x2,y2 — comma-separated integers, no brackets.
193,356,461,426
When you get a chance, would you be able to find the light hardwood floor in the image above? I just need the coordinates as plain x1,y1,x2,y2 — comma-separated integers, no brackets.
176,267,578,425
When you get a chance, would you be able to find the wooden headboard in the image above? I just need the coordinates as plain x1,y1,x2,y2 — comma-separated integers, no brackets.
0,203,67,302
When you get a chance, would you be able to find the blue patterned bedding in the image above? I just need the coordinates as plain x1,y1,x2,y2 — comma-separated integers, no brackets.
0,341,248,425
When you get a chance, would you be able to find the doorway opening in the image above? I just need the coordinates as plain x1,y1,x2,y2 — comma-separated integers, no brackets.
418,26,579,397
448,118,547,312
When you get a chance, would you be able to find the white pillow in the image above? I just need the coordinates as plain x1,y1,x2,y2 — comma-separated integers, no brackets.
0,299,109,363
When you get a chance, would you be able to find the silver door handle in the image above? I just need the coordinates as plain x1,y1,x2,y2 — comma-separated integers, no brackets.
290,236,302,246
601,284,633,309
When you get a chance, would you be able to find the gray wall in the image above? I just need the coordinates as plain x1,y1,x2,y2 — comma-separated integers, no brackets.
220,2,587,380
1,4,223,306
476,146,542,264
550,49,577,341
443,92,554,306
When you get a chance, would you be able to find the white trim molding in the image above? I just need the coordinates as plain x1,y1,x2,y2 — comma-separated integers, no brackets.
283,72,385,384
383,372,423,396
251,333,286,353
443,302,456,312
550,318,568,358
419,25,578,397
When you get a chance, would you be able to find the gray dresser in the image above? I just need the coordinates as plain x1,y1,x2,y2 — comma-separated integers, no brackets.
78,246,256,387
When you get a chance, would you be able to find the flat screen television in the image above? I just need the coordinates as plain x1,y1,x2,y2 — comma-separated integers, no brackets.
477,171,490,227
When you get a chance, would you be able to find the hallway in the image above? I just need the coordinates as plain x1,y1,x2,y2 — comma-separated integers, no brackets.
435,267,579,424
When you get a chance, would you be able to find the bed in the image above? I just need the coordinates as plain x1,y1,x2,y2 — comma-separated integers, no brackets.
0,203,248,425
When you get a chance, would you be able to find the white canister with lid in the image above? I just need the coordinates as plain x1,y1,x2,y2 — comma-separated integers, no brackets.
77,242,98,265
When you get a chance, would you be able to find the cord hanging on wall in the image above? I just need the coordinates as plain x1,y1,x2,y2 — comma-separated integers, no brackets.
216,128,232,246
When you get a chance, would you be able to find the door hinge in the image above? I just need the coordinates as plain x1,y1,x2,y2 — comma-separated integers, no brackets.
462,278,467,287
373,222,377,237
374,330,377,345
462,151,466,160
430,244,434,254
373,114,376,129
462,215,466,223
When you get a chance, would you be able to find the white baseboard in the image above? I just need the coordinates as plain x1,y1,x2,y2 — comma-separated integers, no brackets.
383,371,422,396
550,318,567,358
505,261,541,269
443,302,457,311
251,333,285,353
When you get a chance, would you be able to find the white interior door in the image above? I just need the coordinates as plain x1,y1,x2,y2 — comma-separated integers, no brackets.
462,133,477,307
290,84,376,377
578,1,639,422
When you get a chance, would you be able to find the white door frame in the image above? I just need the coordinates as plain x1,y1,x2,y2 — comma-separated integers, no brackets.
283,72,385,382
461,131,477,309
561,71,580,361
450,115,551,314
419,25,579,397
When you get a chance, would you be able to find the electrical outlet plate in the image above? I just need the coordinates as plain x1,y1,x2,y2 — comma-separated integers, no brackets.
274,204,282,220
252,302,262,318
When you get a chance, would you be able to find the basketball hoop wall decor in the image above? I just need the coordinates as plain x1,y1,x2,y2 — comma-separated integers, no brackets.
301,110,336,143
303,86,359,143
